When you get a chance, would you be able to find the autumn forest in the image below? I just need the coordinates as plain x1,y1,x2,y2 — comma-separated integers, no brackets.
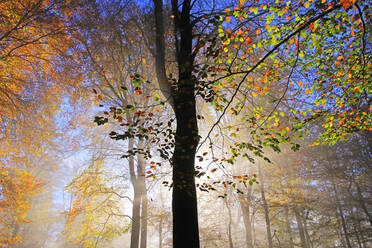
0,0,371,247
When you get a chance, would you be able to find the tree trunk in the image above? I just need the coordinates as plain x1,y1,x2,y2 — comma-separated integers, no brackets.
130,191,141,248
154,1,200,247
138,140,147,248
354,207,367,248
284,205,294,248
159,215,163,248
153,0,200,247
140,192,148,248
332,179,352,248
239,188,253,248
225,198,234,248
354,182,372,227
171,59,199,246
258,165,273,248
129,138,141,248
303,213,313,248
295,207,308,248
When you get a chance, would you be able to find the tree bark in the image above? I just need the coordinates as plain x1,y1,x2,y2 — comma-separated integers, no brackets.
295,207,308,248
258,165,273,248
239,188,253,248
332,179,352,248
138,140,147,248
354,182,372,227
129,138,141,248
153,1,200,247
153,0,174,110
159,215,163,248
225,198,234,248
303,213,313,248
284,205,294,248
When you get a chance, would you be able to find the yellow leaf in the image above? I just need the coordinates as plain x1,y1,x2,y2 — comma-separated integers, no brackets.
305,2,310,8
252,91,258,97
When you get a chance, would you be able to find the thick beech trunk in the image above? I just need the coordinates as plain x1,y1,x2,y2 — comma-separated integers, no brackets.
172,69,199,248
153,0,200,247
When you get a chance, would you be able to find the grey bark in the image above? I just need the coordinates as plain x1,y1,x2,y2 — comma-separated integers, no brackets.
284,205,294,248
239,187,253,248
258,165,273,248
129,138,141,248
138,140,147,248
225,198,234,248
295,207,308,248
332,179,352,248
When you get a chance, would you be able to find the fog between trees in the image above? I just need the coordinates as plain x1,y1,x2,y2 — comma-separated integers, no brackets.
0,0,371,247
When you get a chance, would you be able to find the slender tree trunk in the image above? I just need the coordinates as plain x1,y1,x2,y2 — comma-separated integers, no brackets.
295,207,308,248
158,215,163,248
138,140,147,248
284,205,294,248
130,191,141,248
354,207,366,248
303,214,313,248
258,165,273,248
239,188,253,248
225,198,234,248
252,214,257,246
140,192,148,248
129,137,140,248
354,182,372,227
332,179,352,248
335,209,347,248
